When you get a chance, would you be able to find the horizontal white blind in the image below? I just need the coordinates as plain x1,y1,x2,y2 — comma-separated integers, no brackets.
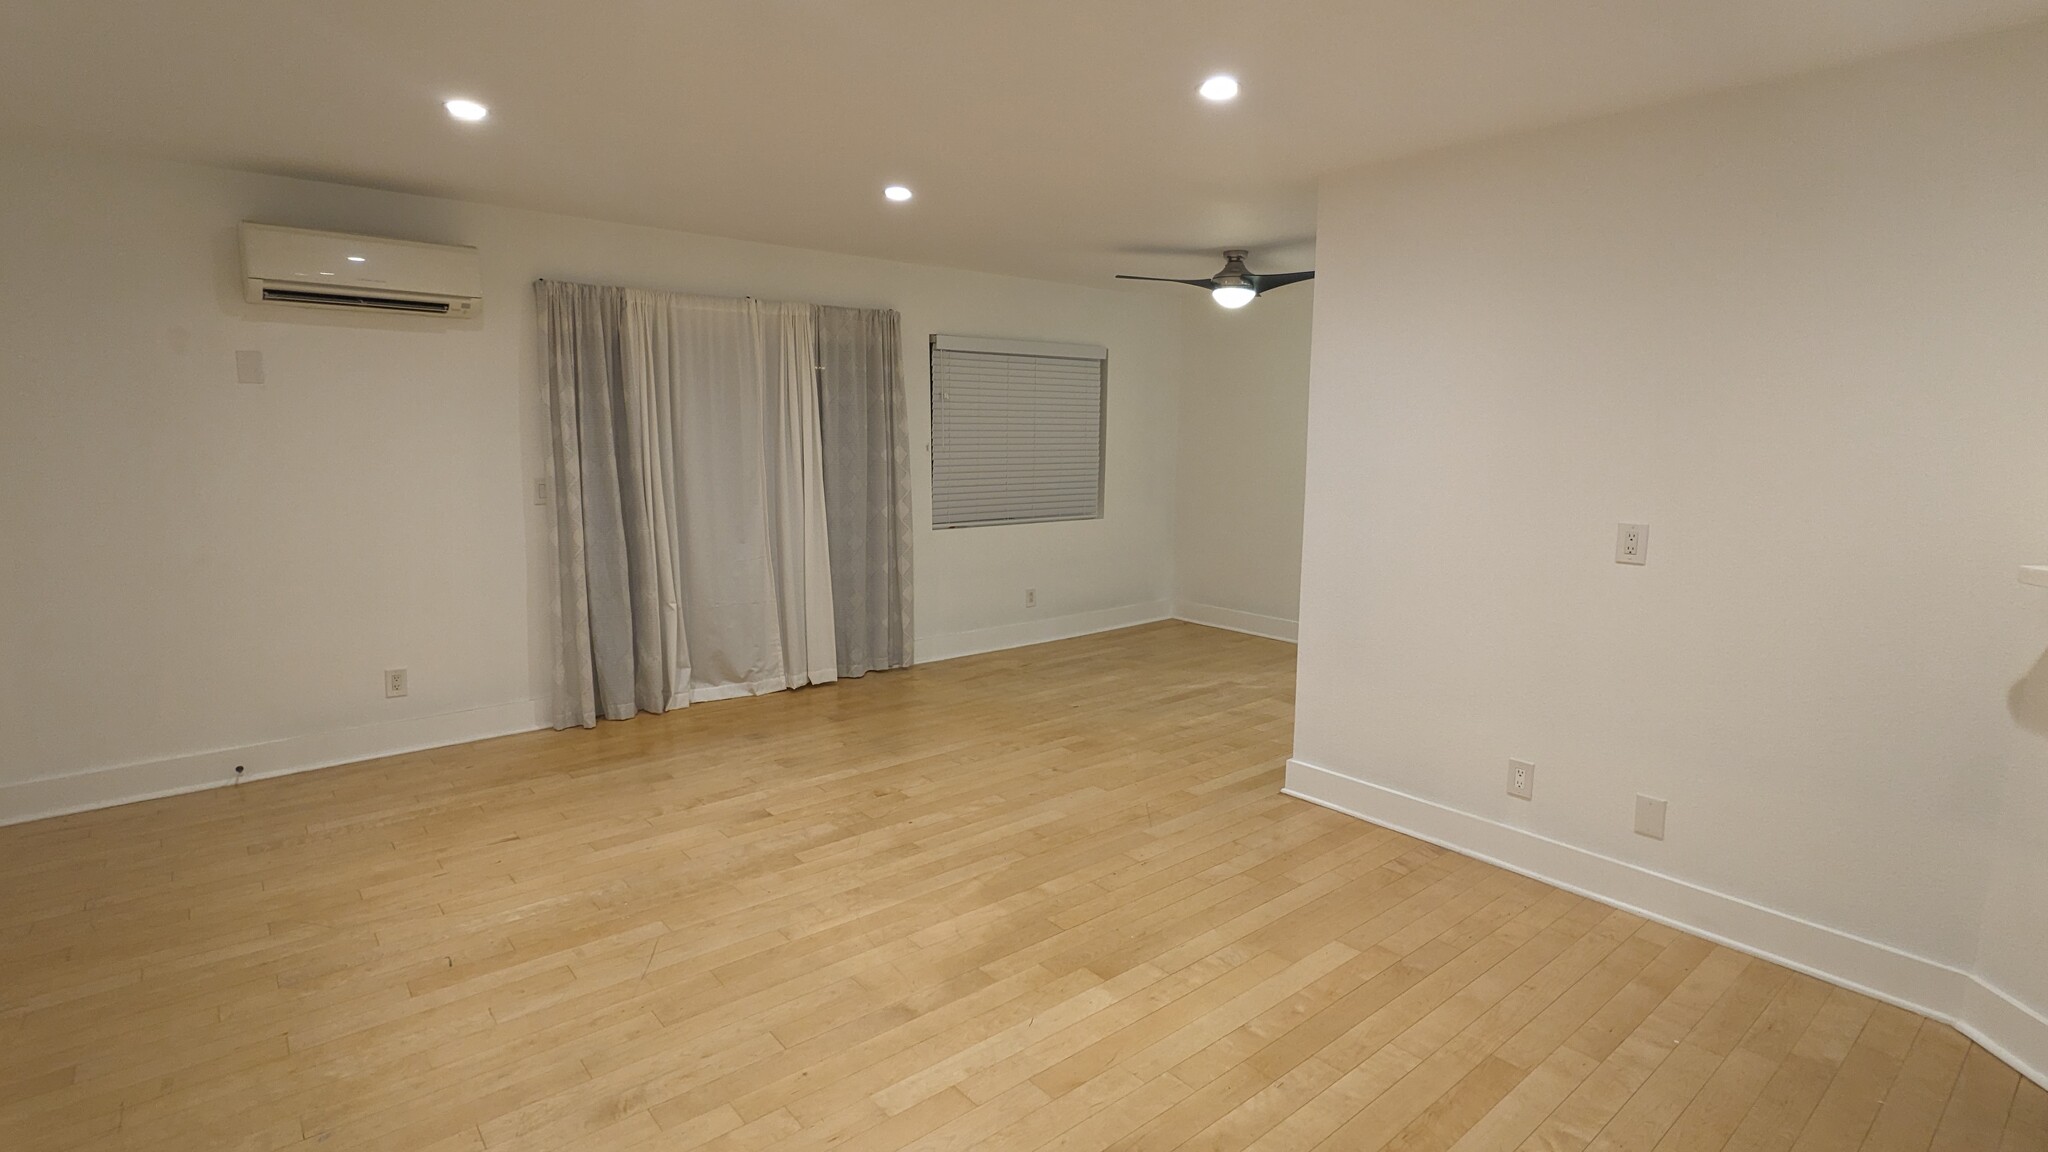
931,339,1106,528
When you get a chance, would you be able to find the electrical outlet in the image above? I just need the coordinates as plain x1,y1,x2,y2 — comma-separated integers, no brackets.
1507,759,1535,800
1025,588,1037,609
533,477,549,507
385,668,408,698
1616,523,1649,565
1635,794,1668,839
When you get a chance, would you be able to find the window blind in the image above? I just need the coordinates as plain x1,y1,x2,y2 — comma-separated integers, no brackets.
930,334,1107,528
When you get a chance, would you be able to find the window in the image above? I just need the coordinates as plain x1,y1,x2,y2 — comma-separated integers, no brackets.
929,334,1107,528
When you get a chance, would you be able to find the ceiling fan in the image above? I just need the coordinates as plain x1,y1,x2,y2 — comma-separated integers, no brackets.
1115,250,1314,309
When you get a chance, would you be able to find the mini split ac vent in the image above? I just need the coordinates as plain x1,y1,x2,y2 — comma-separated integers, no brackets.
240,223,482,318
258,288,454,314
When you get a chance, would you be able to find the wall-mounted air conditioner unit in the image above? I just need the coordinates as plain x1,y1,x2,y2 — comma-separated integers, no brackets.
240,223,482,317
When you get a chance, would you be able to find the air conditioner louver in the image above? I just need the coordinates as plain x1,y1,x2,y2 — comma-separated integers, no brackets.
259,288,453,314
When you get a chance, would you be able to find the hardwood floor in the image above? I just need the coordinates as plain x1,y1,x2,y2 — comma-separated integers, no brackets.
1,621,2040,1151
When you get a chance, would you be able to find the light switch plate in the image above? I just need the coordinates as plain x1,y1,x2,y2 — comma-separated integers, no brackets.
235,350,265,385
1635,794,1668,839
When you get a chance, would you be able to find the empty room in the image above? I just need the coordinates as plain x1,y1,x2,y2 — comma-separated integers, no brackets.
2,3,2045,1150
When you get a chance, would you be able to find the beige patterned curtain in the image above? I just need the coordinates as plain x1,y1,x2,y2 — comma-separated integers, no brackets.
815,305,914,676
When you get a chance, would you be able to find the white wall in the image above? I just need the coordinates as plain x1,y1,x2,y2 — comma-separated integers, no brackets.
0,144,1185,822
1173,287,1314,641
1290,27,2048,1081
1983,598,2048,1033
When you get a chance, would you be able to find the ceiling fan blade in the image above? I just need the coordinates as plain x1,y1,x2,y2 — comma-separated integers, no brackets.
1114,275,1219,288
1248,270,1316,293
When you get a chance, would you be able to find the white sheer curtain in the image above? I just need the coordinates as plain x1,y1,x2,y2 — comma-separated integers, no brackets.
541,283,837,728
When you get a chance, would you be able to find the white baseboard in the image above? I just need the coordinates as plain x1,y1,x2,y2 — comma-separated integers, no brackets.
0,700,545,828
1172,601,1299,642
917,600,1173,663
1959,977,2048,1093
1284,757,2047,1089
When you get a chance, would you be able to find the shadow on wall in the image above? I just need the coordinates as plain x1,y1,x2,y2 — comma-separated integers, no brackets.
2011,647,2048,737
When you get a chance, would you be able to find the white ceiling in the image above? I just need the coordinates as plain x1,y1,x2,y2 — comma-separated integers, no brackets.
3,1,2043,287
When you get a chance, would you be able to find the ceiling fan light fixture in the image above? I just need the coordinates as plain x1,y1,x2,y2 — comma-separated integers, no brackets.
1114,249,1311,304
1211,284,1256,309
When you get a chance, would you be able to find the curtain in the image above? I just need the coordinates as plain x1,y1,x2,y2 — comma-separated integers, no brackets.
539,282,842,728
816,306,913,675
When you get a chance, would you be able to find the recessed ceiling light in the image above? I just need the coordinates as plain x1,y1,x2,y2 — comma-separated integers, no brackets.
1199,75,1239,102
346,255,366,263
444,99,489,122
884,185,913,202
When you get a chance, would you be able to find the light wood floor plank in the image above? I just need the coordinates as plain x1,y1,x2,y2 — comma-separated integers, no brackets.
0,622,2039,1151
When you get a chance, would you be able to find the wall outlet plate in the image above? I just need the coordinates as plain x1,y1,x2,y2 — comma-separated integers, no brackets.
1616,523,1649,565
1507,759,1535,800
1025,588,1037,608
1635,794,1668,839
385,668,408,698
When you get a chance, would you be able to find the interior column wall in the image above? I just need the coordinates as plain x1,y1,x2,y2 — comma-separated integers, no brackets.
1290,28,2048,1080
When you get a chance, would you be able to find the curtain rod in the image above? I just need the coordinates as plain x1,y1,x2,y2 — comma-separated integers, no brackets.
534,278,898,319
